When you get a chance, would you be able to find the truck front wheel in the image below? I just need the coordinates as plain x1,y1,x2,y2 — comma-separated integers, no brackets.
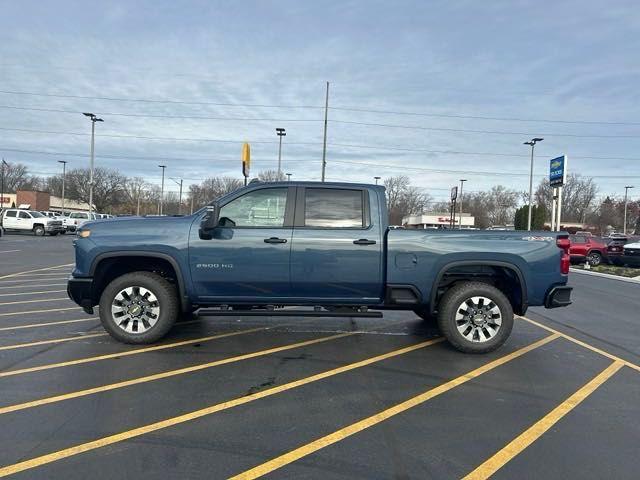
437,281,513,354
99,271,179,344
33,225,45,236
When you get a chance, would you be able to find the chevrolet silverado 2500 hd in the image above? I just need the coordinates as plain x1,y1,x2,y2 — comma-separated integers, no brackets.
68,181,572,353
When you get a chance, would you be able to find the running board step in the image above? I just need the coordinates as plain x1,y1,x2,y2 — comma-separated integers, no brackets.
196,309,383,318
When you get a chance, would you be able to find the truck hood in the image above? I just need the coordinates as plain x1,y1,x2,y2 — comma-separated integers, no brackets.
80,215,196,238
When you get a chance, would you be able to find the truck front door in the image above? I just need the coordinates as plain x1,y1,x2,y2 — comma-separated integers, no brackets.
290,187,383,303
189,186,295,301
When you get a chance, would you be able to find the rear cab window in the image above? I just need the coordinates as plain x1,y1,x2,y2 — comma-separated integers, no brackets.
302,188,367,228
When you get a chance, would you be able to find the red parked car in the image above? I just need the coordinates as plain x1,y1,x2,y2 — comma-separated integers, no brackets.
569,234,608,266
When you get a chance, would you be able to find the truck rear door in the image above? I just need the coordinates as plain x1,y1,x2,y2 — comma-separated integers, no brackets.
290,186,383,303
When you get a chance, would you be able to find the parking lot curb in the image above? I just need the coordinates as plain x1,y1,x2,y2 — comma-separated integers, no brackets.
569,267,640,284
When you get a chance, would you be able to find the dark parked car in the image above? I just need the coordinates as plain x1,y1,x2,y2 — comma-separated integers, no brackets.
569,234,607,266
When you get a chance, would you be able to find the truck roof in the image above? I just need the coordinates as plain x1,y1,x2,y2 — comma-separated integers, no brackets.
249,180,385,191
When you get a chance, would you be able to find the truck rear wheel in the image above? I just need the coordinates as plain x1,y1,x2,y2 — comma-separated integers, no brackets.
99,271,179,344
437,281,513,354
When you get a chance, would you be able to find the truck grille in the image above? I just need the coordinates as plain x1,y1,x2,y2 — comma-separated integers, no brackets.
49,221,62,226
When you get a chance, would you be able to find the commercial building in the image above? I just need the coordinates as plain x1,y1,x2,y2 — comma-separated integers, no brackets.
2,190,91,213
403,212,475,229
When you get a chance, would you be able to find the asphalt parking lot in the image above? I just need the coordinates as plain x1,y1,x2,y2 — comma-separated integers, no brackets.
0,233,638,479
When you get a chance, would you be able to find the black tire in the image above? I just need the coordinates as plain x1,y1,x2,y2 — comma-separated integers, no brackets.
437,281,514,354
99,271,179,344
33,225,45,236
49,232,59,236
60,230,66,235
587,251,602,266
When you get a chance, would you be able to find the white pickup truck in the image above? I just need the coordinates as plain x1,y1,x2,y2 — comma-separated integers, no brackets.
63,212,98,232
0,208,65,236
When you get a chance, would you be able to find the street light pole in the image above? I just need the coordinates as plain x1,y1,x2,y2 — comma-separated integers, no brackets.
83,113,103,216
276,128,286,176
524,138,544,231
624,186,634,235
57,160,67,216
458,179,467,229
0,158,7,211
321,81,329,182
171,178,183,215
158,165,166,215
374,176,381,185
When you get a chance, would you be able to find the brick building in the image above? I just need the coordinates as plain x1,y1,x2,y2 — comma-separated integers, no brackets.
16,190,51,211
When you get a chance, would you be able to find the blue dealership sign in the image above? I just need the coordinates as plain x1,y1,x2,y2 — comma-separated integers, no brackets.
549,155,567,187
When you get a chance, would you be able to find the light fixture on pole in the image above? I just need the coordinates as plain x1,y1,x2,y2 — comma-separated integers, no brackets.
524,137,543,231
171,177,183,215
624,186,634,235
374,176,381,185
286,173,292,182
57,160,68,217
158,165,167,215
458,179,467,229
276,128,286,176
83,113,103,216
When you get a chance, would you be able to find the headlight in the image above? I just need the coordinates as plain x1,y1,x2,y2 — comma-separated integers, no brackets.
78,230,91,238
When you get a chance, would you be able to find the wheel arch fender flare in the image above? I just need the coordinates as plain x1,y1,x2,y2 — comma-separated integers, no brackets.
89,251,190,311
429,260,528,315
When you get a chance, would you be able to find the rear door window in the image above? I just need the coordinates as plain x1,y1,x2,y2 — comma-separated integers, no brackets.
5,210,17,218
304,188,365,228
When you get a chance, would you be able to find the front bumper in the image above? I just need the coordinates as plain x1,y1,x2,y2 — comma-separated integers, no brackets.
545,286,573,308
67,276,95,314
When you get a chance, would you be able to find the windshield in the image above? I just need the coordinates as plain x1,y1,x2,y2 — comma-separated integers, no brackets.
29,211,45,218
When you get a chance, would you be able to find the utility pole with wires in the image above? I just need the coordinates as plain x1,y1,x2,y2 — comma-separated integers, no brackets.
158,165,166,215
171,177,183,215
624,186,634,235
321,81,329,182
458,179,467,229
0,158,7,211
58,160,67,216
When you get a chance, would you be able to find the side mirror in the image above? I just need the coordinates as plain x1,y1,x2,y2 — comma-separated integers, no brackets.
217,216,236,228
199,205,218,240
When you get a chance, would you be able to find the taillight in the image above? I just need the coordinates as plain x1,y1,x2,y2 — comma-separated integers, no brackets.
557,236,570,274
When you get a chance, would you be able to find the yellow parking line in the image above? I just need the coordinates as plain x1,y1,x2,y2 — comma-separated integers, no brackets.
0,318,98,332
0,263,73,281
463,360,624,480
0,290,66,297
0,307,78,317
229,334,559,480
0,327,269,377
0,333,108,351
0,297,69,306
0,337,444,477
520,316,640,373
0,332,360,415
0,283,67,291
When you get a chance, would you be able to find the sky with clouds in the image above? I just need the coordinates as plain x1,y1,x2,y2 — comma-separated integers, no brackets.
1,0,639,202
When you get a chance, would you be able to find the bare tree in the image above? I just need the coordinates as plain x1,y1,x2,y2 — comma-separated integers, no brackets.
535,174,598,223
257,170,286,182
1,162,40,193
187,176,243,211
454,186,519,229
63,167,127,212
383,175,431,225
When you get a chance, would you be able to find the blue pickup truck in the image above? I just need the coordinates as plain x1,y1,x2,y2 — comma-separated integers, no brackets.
68,181,572,353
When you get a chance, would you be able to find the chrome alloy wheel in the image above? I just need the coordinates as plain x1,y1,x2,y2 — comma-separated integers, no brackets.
455,296,502,343
111,286,160,334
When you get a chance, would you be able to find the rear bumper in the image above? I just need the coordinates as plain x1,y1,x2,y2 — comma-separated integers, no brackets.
545,286,573,308
67,276,95,314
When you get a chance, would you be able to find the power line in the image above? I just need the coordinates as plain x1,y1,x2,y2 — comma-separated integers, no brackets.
0,105,322,122
329,106,640,126
4,146,638,179
3,126,640,162
330,120,640,139
0,90,323,109
3,89,638,126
